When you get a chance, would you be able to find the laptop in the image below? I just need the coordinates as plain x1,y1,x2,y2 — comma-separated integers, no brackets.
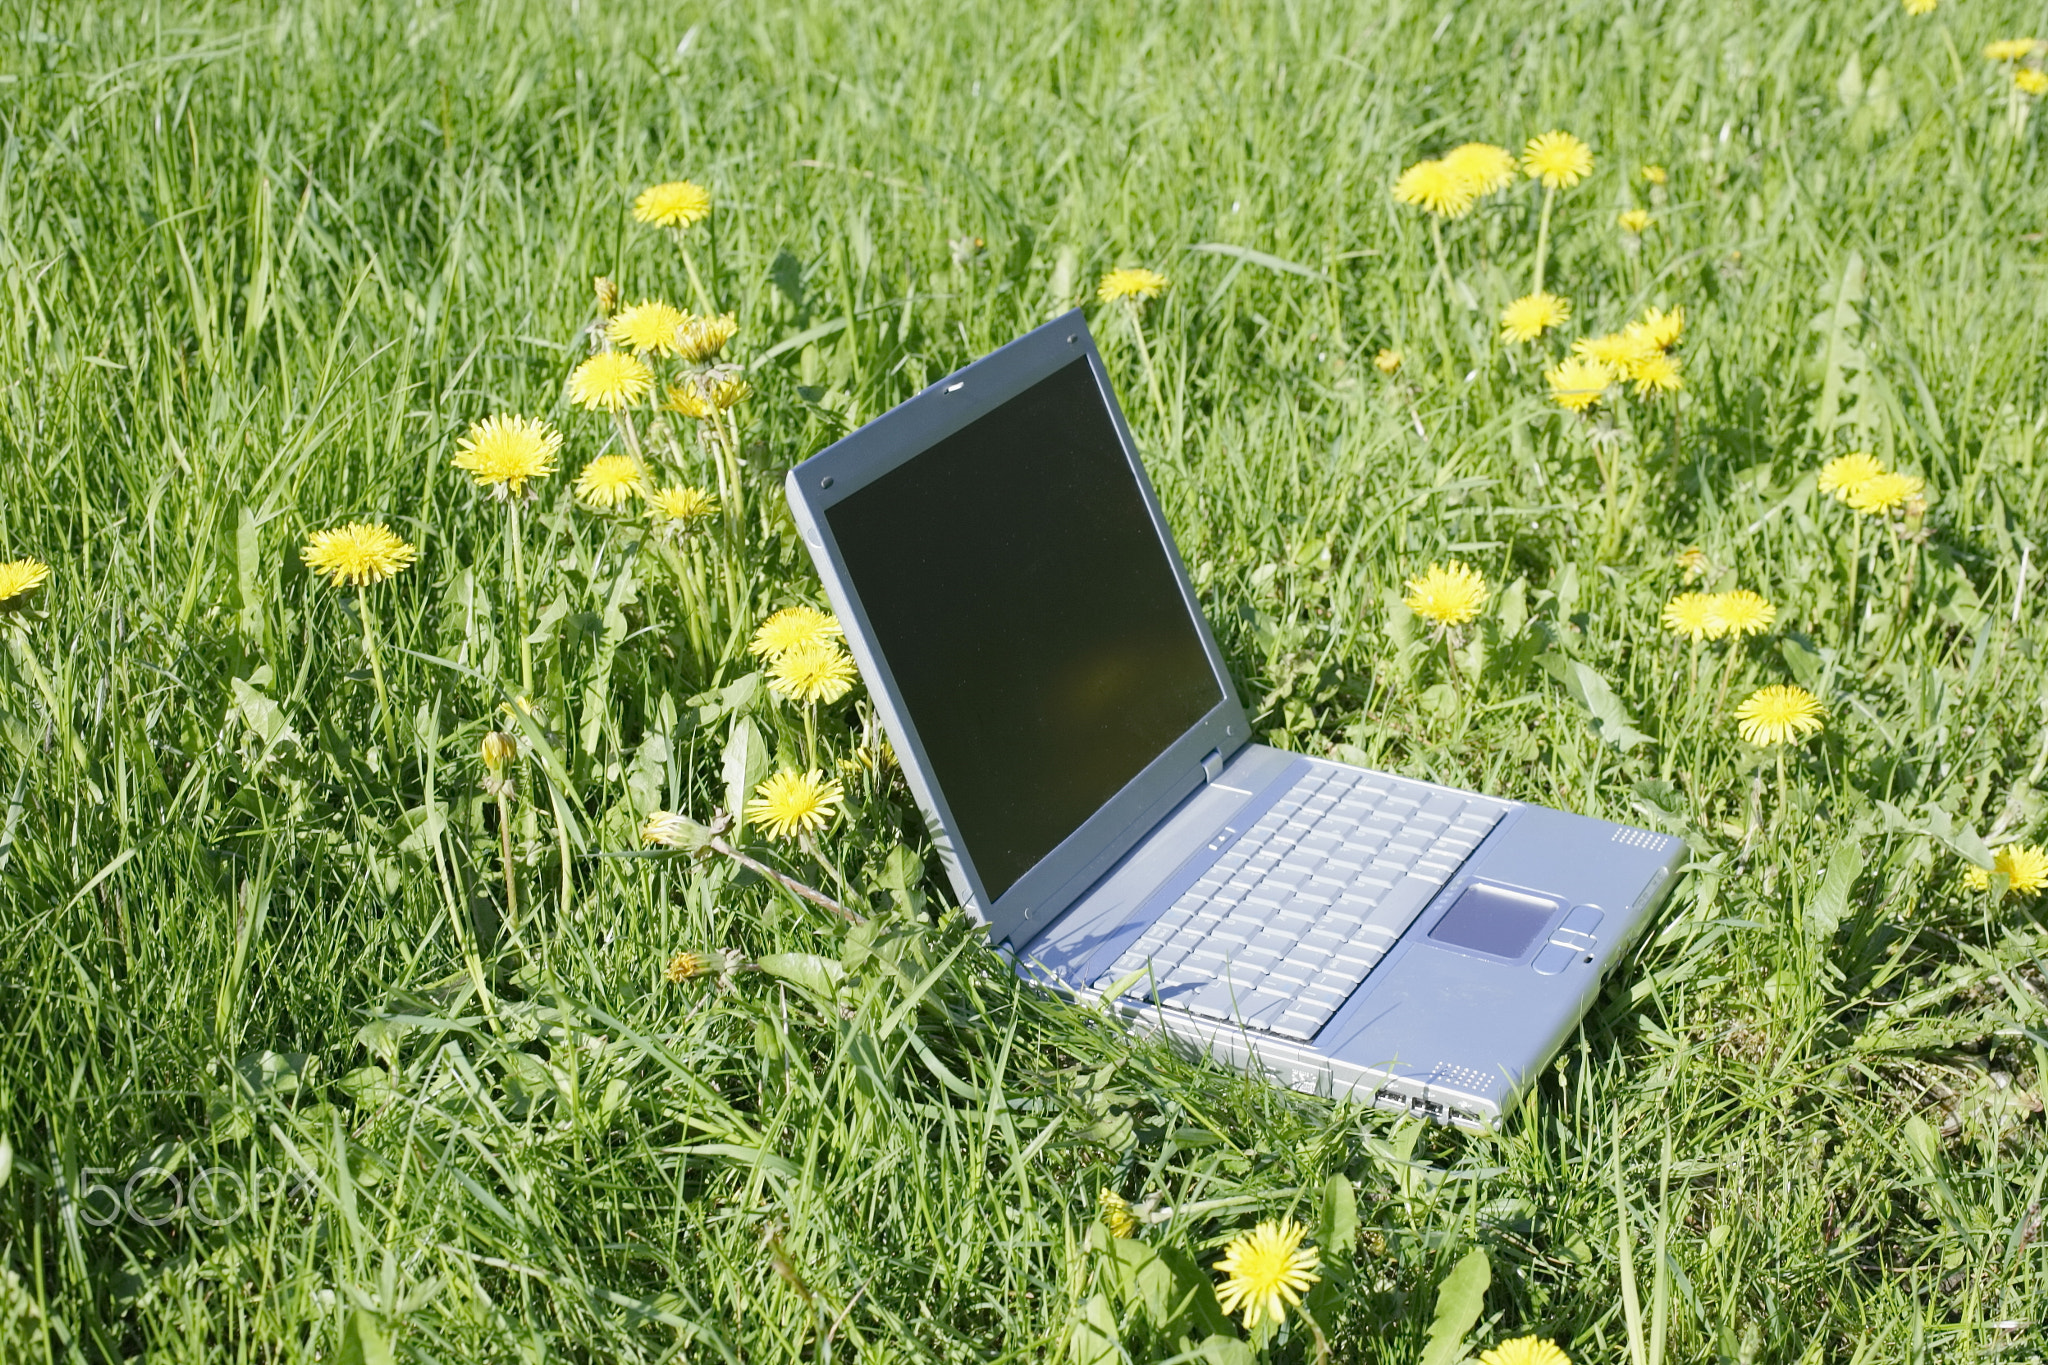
783,311,1685,1129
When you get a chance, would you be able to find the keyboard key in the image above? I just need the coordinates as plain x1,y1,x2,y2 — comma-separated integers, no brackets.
1361,876,1441,938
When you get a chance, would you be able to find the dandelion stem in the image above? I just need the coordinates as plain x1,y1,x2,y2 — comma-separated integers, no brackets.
1129,307,1169,447
724,408,749,535
1532,184,1558,294
1713,637,1744,717
1775,746,1789,825
707,834,860,924
355,594,402,764
802,704,820,770
497,788,520,942
508,500,534,699
801,830,857,906
677,236,714,314
1844,513,1861,647
612,408,644,463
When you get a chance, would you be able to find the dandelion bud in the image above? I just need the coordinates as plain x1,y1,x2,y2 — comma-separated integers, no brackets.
480,730,518,772
710,375,752,412
675,312,737,364
594,276,620,317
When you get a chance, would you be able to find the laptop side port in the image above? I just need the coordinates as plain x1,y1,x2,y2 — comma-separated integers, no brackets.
1372,1082,1483,1129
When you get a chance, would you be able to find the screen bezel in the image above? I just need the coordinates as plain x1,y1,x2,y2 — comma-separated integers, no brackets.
783,312,1248,948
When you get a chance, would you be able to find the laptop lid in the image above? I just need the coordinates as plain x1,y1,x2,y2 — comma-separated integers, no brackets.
784,312,1250,947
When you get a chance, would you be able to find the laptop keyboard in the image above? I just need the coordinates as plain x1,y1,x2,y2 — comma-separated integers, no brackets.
1093,765,1508,1041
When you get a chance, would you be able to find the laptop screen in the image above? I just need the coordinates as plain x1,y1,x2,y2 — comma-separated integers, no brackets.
825,356,1224,900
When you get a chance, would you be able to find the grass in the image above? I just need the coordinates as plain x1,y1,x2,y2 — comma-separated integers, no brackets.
2,0,2047,1359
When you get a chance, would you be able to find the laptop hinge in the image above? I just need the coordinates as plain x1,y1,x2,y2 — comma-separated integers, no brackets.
1200,748,1223,783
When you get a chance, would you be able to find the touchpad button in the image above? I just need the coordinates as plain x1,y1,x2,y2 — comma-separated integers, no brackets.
1428,882,1560,960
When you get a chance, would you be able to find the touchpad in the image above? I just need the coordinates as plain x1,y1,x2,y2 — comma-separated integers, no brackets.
1428,882,1560,960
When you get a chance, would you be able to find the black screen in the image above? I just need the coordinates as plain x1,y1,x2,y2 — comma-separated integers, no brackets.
827,357,1223,900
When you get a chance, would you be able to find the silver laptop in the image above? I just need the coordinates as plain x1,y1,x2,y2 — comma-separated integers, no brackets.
783,312,1685,1129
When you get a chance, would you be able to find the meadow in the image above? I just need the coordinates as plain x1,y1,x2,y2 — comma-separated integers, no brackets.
2,0,2048,1359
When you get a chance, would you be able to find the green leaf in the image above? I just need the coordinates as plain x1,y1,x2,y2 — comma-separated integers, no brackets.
722,716,770,838
756,953,848,1003
1874,799,1993,869
1068,1292,1124,1365
1192,1335,1255,1365
1315,1173,1358,1269
1155,1245,1233,1339
335,1311,394,1365
1418,1246,1491,1365
1540,656,1651,751
1187,241,1332,283
1302,1173,1360,1333
1804,841,1861,940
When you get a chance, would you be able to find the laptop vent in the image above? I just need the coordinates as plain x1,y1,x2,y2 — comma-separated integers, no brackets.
1425,1064,1494,1095
1610,826,1669,851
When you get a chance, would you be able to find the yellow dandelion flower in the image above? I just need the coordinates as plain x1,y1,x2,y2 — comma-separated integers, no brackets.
1675,546,1711,581
1443,142,1518,195
665,951,711,983
1818,451,1886,503
1845,472,1925,515
632,180,712,229
709,375,752,411
1545,356,1613,412
664,382,714,420
1096,268,1169,304
452,415,561,498
1984,38,2042,62
769,640,859,706
1575,330,1661,374
1478,1339,1574,1365
1098,1190,1138,1239
1213,1219,1321,1331
1374,348,1404,375
300,523,418,589
2016,68,2048,96
575,455,645,509
1393,159,1479,219
1733,684,1825,746
646,485,719,528
1641,164,1668,185
1403,561,1489,627
1662,592,1724,642
1628,350,1684,395
751,606,843,659
567,351,654,411
0,558,52,607
1637,305,1684,350
746,768,844,840
1618,208,1654,233
1962,843,2048,895
1710,589,1776,638
608,300,688,356
1903,0,1936,13
1501,292,1571,343
676,312,738,364
1522,131,1594,188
